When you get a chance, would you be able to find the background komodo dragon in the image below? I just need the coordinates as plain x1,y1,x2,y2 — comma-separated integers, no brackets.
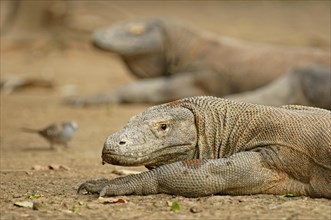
225,66,331,110
65,18,330,106
78,96,331,198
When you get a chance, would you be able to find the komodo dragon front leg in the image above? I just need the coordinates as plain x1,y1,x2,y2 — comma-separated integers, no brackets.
64,73,208,106
78,152,282,197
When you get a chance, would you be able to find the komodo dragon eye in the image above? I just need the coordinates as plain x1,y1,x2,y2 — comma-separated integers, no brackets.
160,124,168,130
152,121,171,137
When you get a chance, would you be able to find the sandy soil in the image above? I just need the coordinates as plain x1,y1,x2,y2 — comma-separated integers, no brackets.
1,1,330,219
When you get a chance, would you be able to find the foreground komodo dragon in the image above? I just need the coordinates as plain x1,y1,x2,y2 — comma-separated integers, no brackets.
78,96,331,198
225,66,331,110
65,18,330,106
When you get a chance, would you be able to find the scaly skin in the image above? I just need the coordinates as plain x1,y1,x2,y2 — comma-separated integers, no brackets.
78,97,331,198
64,18,330,106
226,66,331,110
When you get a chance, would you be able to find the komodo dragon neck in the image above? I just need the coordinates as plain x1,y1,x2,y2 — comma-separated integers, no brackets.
160,20,213,75
172,97,272,159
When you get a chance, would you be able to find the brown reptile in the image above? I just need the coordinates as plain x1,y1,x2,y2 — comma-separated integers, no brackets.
64,18,330,106
78,96,331,198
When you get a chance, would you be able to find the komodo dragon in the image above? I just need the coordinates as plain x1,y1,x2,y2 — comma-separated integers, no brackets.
225,66,331,110
78,96,331,198
64,18,330,106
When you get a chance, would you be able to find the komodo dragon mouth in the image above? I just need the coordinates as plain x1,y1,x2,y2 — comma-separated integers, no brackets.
101,143,195,166
102,152,149,165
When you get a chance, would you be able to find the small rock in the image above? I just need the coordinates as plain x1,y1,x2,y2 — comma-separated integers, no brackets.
86,203,99,209
190,206,202,213
227,198,243,204
32,201,43,210
32,165,48,171
49,164,61,170
62,202,70,209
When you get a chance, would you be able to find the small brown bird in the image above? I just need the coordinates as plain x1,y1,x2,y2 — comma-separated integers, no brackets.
22,121,78,149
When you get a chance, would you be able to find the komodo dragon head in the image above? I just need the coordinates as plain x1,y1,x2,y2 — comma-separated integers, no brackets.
93,18,167,78
102,104,198,168
92,18,200,78
93,19,165,56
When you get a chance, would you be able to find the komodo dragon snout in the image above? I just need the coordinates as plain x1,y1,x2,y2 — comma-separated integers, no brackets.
102,106,197,167
92,19,165,55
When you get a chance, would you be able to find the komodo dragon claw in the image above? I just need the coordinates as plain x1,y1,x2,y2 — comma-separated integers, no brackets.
77,178,109,194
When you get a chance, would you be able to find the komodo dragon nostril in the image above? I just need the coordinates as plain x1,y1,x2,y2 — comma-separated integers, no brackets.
119,141,126,145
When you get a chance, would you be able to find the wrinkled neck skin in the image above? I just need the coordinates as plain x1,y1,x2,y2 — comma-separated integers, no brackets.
178,97,229,159
122,53,167,78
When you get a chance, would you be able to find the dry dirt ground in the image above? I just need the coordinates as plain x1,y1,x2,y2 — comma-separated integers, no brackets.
1,1,330,220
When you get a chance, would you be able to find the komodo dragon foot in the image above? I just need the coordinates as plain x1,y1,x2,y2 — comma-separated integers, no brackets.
77,170,158,197
77,178,110,194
